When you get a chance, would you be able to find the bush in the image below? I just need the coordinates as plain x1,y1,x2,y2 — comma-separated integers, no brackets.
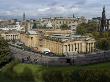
96,39,110,50
18,67,35,81
1,59,20,80
42,70,63,82
0,37,11,66
41,69,110,82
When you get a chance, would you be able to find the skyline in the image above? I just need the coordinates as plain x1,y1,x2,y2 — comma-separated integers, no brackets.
0,0,110,19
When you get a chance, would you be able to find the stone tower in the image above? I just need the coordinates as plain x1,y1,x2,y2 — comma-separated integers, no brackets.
100,6,109,32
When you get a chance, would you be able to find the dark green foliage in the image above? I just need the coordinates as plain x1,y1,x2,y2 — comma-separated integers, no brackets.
2,62,110,82
76,21,99,35
60,24,69,30
42,70,63,82
1,60,35,82
18,67,35,81
1,60,20,79
76,21,110,50
76,23,88,35
32,23,37,29
42,69,110,82
96,38,110,50
0,37,11,65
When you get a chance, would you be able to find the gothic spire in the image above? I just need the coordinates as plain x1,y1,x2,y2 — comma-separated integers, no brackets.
73,13,75,18
100,6,106,32
23,12,26,21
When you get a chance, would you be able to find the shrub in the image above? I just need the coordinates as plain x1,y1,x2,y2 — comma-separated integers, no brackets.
42,70,63,82
18,67,35,81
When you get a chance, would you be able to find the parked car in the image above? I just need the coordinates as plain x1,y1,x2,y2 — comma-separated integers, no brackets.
44,52,56,56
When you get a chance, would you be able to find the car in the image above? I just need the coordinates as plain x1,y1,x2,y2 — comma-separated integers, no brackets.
46,52,56,56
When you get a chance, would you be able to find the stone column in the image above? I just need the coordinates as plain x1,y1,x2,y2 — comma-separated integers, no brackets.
79,43,81,53
92,43,95,52
13,35,14,40
80,43,82,53
88,43,90,53
71,44,73,52
89,43,91,53
87,43,89,53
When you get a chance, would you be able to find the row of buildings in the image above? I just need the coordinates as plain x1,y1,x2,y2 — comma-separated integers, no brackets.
0,15,95,56
0,29,96,56
39,16,86,29
20,30,95,55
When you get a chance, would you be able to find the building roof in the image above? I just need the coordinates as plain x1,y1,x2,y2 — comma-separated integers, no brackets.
46,21,53,28
27,30,38,35
46,34,95,43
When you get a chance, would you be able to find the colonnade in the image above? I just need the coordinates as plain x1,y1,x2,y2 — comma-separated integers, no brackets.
5,34,19,40
64,42,95,53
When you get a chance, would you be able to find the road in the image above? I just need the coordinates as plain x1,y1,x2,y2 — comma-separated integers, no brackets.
10,46,50,64
10,46,69,65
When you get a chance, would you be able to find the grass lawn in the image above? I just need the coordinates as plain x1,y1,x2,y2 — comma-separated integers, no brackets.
13,62,110,74
1,62,110,82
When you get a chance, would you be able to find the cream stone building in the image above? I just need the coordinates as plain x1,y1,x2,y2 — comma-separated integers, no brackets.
20,31,96,55
20,31,39,48
41,16,86,29
37,29,73,37
0,31,20,41
42,35,96,55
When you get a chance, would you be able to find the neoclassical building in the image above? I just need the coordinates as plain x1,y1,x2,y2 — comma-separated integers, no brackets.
20,31,96,55
0,31,20,41
20,31,39,48
43,35,95,55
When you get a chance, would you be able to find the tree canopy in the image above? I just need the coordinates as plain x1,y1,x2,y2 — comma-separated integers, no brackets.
0,37,11,65
32,23,37,29
76,21,110,50
60,24,69,30
76,21,99,35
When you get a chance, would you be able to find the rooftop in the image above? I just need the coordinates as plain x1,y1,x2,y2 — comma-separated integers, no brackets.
27,30,38,35
46,34,95,42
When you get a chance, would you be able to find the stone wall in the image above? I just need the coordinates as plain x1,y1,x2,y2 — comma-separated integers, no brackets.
73,51,110,65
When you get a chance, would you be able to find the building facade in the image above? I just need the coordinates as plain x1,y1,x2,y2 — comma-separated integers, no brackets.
0,22,24,31
20,31,96,55
0,31,20,41
20,31,39,48
42,35,96,55
40,16,86,29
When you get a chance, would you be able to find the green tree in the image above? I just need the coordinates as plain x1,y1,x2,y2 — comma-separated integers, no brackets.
76,23,87,35
18,67,34,81
0,37,11,65
32,23,37,29
60,24,69,30
76,21,99,35
42,70,63,82
87,21,99,32
96,38,110,50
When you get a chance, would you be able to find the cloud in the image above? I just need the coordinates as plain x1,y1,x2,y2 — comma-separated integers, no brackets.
0,0,110,18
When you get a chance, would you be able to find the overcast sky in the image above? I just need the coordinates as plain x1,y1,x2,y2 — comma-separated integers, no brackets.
0,0,110,19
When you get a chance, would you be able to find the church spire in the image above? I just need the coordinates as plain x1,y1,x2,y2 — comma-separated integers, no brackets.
23,12,26,21
73,13,75,18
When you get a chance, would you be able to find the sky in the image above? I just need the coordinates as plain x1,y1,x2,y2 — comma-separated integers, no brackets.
0,0,110,19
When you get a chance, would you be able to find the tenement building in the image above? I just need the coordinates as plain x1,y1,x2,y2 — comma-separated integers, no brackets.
40,16,86,29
